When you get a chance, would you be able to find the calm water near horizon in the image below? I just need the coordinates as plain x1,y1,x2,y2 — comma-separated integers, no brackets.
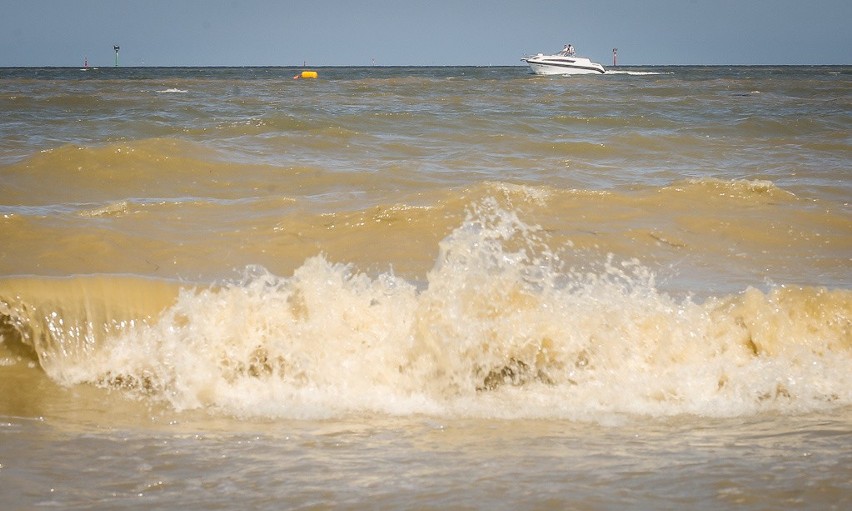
1,65,850,509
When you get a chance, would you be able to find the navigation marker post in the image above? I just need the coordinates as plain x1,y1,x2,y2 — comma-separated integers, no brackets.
114,45,120,67
612,48,617,67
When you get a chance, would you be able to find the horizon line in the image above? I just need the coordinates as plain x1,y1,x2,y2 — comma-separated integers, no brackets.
2,63,850,69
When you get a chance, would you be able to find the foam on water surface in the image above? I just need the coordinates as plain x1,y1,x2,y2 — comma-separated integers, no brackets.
2,199,848,421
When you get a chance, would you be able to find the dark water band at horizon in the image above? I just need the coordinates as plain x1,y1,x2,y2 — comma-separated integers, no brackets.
1,64,850,510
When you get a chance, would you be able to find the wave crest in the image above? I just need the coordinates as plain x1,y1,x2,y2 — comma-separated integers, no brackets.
2,200,849,420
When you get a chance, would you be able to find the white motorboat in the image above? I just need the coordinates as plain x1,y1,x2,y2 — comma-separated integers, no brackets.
521,48,606,75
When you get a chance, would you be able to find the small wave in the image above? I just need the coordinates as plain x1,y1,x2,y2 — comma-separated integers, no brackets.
679,177,796,200
156,88,188,93
2,138,239,205
78,200,129,218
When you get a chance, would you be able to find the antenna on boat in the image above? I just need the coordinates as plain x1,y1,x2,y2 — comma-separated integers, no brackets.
612,48,617,67
114,45,120,67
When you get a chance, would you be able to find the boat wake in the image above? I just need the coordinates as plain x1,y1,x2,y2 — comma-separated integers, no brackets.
605,70,668,76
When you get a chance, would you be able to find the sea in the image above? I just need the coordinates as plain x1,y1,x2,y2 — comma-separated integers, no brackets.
1,65,850,510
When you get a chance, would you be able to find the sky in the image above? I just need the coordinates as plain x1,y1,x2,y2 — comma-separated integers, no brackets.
1,0,849,67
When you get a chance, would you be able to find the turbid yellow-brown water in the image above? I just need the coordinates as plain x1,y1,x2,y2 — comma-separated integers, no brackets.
1,65,850,509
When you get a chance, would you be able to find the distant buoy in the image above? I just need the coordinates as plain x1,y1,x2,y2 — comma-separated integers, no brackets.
294,70,318,79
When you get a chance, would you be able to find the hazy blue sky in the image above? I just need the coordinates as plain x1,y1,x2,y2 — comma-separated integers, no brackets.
2,0,849,67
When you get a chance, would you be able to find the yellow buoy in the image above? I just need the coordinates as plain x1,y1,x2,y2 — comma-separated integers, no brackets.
294,70,318,79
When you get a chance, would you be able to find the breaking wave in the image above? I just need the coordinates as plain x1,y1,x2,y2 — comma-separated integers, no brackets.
1,198,850,421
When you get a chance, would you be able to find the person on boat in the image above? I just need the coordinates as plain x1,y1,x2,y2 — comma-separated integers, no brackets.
567,44,575,56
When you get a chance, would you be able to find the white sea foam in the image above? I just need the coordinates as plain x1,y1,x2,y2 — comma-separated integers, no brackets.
605,70,667,76
6,199,850,421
